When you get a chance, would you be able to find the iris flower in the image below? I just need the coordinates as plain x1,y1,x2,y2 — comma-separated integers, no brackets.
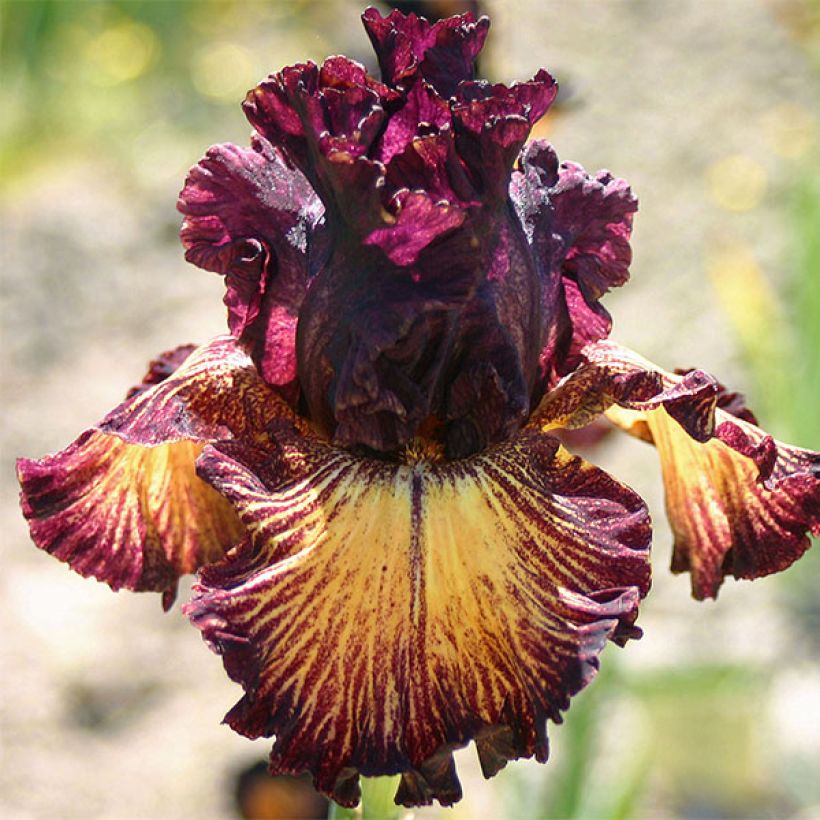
17,6,818,810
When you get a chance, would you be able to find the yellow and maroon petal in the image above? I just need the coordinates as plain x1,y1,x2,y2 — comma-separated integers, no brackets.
644,407,818,599
534,340,819,599
186,425,650,807
19,432,241,608
17,337,298,606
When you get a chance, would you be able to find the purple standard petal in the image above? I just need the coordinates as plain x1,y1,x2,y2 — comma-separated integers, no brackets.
299,211,547,458
187,8,608,462
453,72,558,202
178,137,323,396
512,140,638,386
243,58,396,223
362,6,489,98
290,24,559,456
296,224,483,449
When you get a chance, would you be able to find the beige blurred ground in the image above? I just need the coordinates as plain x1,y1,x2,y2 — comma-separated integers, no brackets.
1,1,818,818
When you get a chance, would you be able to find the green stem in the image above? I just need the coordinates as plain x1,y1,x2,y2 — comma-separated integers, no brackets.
361,776,402,819
327,800,356,820
327,776,402,820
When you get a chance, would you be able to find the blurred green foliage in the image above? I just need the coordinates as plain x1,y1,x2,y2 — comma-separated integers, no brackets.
499,661,776,820
0,0,345,186
791,172,820,447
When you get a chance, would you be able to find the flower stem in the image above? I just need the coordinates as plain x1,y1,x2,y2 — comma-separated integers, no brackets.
327,800,356,820
361,776,401,819
327,776,402,820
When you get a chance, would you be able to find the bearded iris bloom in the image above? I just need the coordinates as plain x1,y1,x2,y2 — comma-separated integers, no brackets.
17,6,819,810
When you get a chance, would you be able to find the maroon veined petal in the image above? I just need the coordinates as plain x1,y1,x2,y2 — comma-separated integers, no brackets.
649,411,818,598
186,423,650,807
532,343,720,444
178,137,322,394
361,6,489,97
17,337,301,606
512,141,638,381
675,367,760,425
534,340,819,599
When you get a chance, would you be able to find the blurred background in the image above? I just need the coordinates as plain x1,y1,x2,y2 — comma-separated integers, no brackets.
1,0,818,818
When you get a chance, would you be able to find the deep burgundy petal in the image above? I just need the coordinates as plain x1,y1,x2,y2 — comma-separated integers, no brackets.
364,190,465,266
243,59,394,217
361,6,489,97
384,128,478,207
297,202,545,458
453,72,558,202
178,138,322,393
377,81,451,165
512,141,638,382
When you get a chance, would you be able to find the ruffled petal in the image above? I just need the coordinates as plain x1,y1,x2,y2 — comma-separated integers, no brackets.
383,128,477,207
453,72,557,202
534,341,819,599
512,141,637,381
363,189,466,267
377,81,451,165
17,337,298,606
186,423,650,807
243,59,396,221
178,137,322,394
645,407,818,599
18,431,239,609
361,6,489,97
531,341,720,443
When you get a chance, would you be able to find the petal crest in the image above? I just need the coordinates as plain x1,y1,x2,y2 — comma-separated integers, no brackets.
17,337,298,605
531,341,719,443
361,6,489,97
186,424,650,807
